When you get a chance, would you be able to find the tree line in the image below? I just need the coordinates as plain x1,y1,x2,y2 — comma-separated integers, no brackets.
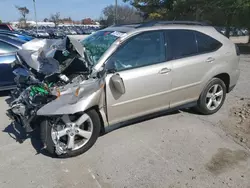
101,0,250,37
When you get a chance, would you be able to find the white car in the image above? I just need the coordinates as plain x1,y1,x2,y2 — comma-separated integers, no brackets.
69,30,77,35
35,30,50,38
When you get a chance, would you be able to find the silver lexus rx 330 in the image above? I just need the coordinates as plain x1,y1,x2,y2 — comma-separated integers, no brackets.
35,21,240,157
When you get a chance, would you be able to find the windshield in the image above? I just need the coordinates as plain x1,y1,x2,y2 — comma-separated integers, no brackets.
81,30,123,65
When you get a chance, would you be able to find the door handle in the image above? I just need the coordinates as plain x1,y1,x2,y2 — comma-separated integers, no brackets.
206,57,215,63
159,67,171,74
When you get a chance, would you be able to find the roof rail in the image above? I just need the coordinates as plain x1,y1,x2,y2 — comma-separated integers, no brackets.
108,20,210,29
109,23,142,28
136,21,210,28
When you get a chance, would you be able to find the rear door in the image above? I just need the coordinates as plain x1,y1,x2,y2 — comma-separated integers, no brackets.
165,29,223,108
0,41,18,88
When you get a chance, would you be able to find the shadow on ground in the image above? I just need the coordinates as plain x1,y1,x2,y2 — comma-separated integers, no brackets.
105,107,197,134
2,122,56,158
3,104,197,158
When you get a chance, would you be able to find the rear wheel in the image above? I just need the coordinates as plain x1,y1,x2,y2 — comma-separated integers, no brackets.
40,109,101,158
196,78,226,115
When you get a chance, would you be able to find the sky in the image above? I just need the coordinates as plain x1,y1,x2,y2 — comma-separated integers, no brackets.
0,0,126,22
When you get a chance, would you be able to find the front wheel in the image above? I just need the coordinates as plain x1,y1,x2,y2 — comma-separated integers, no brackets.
40,109,101,158
196,78,226,115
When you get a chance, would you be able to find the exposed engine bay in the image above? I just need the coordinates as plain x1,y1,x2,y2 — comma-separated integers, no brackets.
12,36,91,87
7,36,104,134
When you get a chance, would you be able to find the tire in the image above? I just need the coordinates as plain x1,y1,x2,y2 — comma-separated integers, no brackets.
40,109,101,158
196,78,227,115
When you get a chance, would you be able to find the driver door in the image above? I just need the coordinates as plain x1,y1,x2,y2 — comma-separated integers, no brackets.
105,31,173,125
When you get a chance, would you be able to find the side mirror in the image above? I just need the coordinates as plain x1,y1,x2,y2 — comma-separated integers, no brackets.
110,74,125,94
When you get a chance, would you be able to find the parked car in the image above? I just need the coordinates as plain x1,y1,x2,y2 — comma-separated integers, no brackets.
0,30,33,41
34,30,50,38
0,35,25,90
0,24,14,31
68,29,77,35
45,28,56,38
241,28,249,36
17,29,34,37
54,30,66,38
9,21,239,157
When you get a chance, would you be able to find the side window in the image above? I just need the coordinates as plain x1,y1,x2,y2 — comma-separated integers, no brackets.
0,25,9,30
166,30,197,60
195,31,222,53
108,31,166,71
0,41,18,54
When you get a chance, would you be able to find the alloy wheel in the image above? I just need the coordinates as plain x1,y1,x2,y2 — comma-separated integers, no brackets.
51,114,93,151
205,84,224,111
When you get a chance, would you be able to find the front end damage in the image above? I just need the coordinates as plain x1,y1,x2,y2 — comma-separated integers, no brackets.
6,29,125,157
7,36,108,134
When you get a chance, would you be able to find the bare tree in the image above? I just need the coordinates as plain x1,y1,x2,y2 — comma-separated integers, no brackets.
50,12,61,26
15,6,29,28
16,6,29,20
102,5,143,26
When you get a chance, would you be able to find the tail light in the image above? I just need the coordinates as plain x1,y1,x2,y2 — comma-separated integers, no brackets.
235,44,240,56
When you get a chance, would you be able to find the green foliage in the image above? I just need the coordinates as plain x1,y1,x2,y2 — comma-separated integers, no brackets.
123,0,250,28
0,20,2,24
101,4,143,26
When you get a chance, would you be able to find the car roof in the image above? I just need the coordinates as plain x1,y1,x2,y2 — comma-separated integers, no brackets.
0,30,29,36
103,21,213,33
0,24,14,31
0,35,25,47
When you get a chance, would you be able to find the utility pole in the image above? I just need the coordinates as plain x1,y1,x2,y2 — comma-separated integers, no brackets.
33,0,38,35
114,0,118,24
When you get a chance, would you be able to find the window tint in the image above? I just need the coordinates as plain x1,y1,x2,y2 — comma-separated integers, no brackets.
0,25,10,30
195,31,222,53
166,30,197,60
0,41,18,54
108,31,165,71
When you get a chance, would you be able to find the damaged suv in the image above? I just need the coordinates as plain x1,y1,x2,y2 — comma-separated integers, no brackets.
9,21,240,157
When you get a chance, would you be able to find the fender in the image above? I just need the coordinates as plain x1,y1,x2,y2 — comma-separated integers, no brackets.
37,78,105,116
199,60,231,94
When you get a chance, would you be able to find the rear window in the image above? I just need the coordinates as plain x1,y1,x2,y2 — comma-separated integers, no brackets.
166,30,198,60
0,24,11,31
0,41,18,54
195,31,222,53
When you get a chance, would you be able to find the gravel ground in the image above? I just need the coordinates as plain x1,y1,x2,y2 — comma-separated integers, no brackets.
0,55,250,188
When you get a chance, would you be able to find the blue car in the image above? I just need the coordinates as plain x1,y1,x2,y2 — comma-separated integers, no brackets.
0,35,26,90
0,30,33,42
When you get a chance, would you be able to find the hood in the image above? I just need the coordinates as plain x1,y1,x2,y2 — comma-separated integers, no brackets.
16,36,86,76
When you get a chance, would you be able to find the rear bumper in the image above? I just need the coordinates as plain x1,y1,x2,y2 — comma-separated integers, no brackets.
228,85,236,93
228,69,240,93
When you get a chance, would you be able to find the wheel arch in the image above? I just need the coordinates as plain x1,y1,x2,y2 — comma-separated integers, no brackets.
86,105,107,135
214,73,230,93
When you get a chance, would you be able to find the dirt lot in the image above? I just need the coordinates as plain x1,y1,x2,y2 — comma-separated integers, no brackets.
220,98,250,148
0,55,250,188
200,55,250,152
